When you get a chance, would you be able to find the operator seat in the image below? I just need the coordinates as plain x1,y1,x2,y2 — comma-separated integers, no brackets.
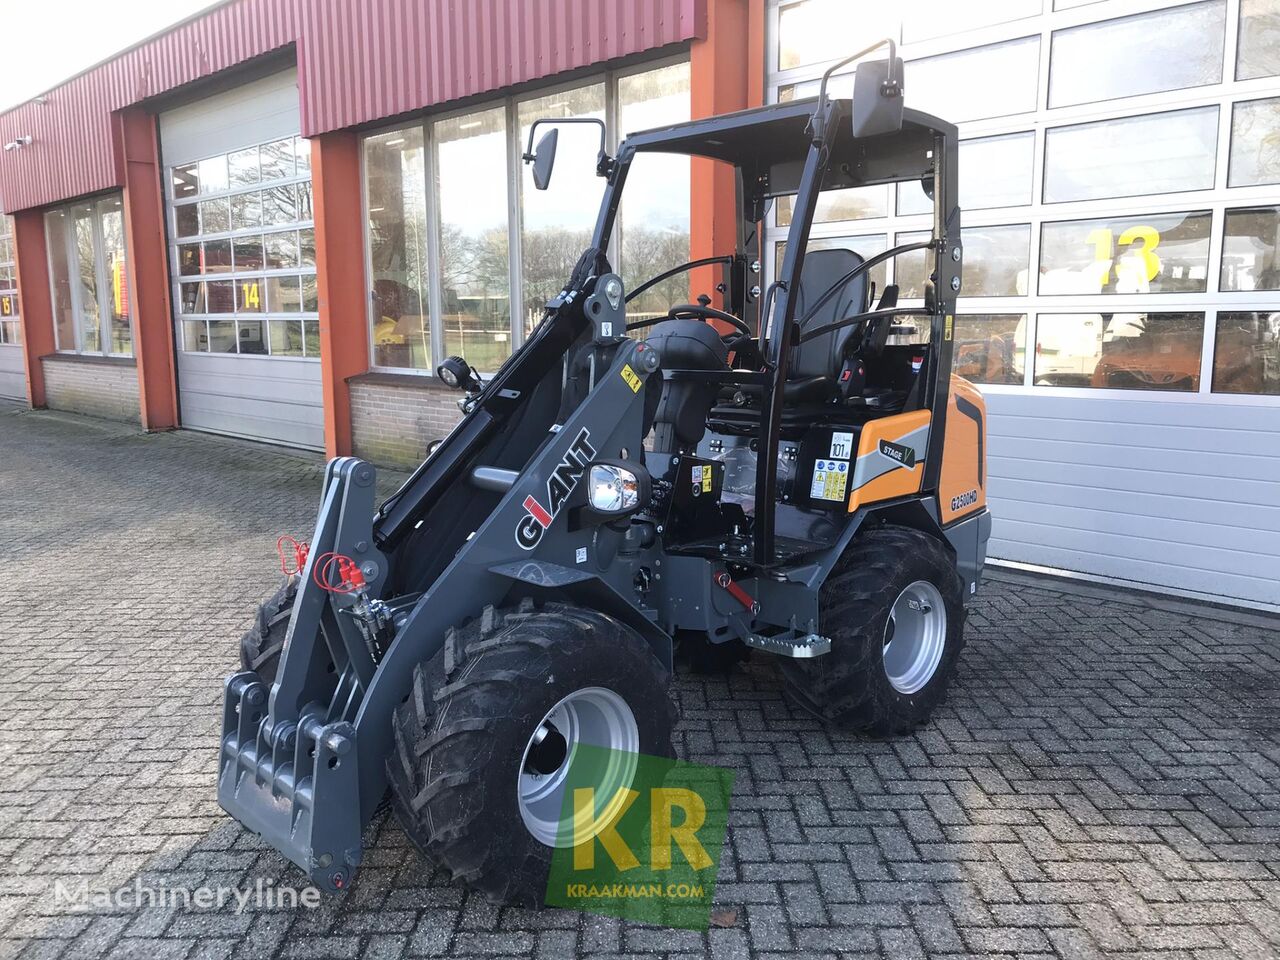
644,319,729,453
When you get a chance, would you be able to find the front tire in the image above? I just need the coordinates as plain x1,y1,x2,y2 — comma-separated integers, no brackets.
780,525,965,735
239,578,296,686
386,601,676,906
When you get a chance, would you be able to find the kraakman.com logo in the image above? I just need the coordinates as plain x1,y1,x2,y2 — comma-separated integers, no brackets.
545,744,734,930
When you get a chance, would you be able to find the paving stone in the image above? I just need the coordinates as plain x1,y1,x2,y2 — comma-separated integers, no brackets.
2,404,1279,959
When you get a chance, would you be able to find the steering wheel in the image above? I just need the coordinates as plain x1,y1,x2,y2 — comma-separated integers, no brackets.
667,302,753,339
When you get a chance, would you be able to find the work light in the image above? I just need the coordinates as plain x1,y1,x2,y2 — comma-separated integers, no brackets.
588,464,641,513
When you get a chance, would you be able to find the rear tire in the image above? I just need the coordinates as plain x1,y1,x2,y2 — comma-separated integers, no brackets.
780,525,965,736
387,601,676,906
239,577,296,687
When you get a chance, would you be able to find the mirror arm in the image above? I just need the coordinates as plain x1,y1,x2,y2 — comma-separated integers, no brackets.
809,37,898,144
521,117,612,176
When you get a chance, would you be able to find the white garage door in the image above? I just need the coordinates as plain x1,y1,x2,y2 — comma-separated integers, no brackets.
0,347,23,401
986,391,1280,607
159,69,323,450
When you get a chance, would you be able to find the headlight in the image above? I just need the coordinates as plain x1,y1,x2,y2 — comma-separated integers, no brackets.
588,464,640,513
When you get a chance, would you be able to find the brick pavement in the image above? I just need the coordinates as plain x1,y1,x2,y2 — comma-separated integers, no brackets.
2,402,1279,960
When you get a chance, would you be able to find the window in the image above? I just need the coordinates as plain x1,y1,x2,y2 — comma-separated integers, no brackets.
518,84,608,334
1229,98,1280,187
44,196,132,355
1213,313,1280,395
907,37,1041,122
954,315,1027,385
618,63,692,322
0,217,19,345
1048,1,1226,108
168,136,316,358
366,128,429,370
898,132,1035,216
361,61,691,374
895,225,1029,298
1043,107,1219,203
1034,312,1204,390
779,186,889,227
437,110,510,371
1237,0,1280,80
1221,206,1280,291
1039,211,1212,295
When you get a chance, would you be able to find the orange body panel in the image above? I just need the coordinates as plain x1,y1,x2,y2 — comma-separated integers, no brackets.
938,375,988,524
847,408,931,512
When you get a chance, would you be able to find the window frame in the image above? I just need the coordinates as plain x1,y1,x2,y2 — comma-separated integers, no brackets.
359,54,691,378
0,216,20,347
44,194,135,358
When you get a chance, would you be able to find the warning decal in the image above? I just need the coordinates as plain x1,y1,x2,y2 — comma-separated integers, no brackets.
620,363,642,393
810,459,849,502
691,464,713,494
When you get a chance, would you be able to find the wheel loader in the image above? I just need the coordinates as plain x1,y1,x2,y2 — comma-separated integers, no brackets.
222,42,992,903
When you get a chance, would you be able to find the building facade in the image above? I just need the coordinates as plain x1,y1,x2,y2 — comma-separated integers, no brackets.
0,0,1276,607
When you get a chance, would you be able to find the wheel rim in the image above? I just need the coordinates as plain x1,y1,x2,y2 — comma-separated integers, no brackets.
517,686,639,848
882,580,947,695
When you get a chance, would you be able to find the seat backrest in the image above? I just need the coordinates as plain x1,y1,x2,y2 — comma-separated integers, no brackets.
789,248,869,380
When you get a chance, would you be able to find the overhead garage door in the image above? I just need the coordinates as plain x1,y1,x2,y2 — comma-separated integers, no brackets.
159,69,323,450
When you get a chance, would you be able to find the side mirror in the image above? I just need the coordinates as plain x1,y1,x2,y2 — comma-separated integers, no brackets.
851,56,905,138
529,128,558,190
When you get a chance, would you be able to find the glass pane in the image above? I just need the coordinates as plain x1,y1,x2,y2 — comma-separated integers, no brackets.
953,315,1027,385
1044,107,1219,203
228,146,260,187
100,200,131,355
268,318,304,356
206,279,235,313
1039,211,1212,295
262,184,297,225
266,276,302,312
1221,206,1280,291
896,226,1028,298
365,127,430,369
73,205,100,353
777,0,899,70
618,62,693,323
298,181,313,221
519,83,607,333
903,0,1041,42
299,229,315,267
200,198,230,234
198,156,228,194
233,236,264,271
1049,1,1226,108
178,242,202,276
264,231,299,269
1213,312,1280,394
775,235,889,296
207,318,236,352
203,238,232,274
174,204,200,238
182,319,207,352
231,191,262,231
1237,0,1280,80
1229,98,1280,187
237,318,268,354
237,277,265,314
778,185,888,227
260,138,295,180
1034,312,1204,391
907,37,1040,122
301,275,318,313
964,225,1030,297
172,164,199,199
436,106,513,372
898,132,1034,215
45,210,76,350
179,281,205,315
294,137,311,174
303,319,320,357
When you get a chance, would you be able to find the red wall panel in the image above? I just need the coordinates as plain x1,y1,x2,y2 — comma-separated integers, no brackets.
0,0,703,213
